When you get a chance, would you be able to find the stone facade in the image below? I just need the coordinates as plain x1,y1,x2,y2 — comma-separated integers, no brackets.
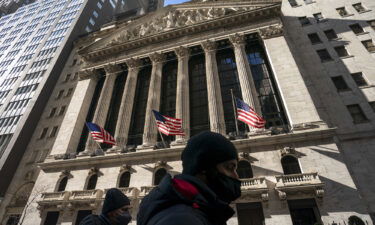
1,0,375,225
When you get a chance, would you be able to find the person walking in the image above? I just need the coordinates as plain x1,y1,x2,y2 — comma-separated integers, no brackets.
137,131,241,225
80,188,132,225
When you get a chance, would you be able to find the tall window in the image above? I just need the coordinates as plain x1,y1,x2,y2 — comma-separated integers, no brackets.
347,104,368,124
86,174,98,190
128,65,152,146
216,46,245,134
75,210,92,225
189,48,209,136
281,155,301,175
160,56,178,142
77,76,105,152
57,176,68,192
6,215,20,225
288,199,321,225
236,203,264,225
118,171,131,188
245,37,287,129
43,211,59,225
237,160,253,179
154,168,167,186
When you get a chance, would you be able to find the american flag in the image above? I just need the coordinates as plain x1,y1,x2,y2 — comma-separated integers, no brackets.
86,122,116,145
236,98,266,128
152,110,185,136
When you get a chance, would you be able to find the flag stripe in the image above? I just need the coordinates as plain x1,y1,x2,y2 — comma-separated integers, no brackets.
236,98,266,129
86,122,116,145
153,110,185,136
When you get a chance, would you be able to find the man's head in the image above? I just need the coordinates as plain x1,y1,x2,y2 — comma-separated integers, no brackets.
102,188,132,225
181,131,241,203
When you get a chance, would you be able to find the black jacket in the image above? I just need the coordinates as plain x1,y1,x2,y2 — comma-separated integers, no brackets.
137,174,234,225
79,214,111,225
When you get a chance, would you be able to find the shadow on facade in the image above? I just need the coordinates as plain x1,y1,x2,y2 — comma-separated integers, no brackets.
282,15,375,130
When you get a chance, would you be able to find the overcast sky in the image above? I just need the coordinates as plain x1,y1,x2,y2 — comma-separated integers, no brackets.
164,0,190,6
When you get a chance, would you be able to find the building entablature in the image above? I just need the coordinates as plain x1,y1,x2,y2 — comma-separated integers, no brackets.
78,0,282,67
40,126,336,172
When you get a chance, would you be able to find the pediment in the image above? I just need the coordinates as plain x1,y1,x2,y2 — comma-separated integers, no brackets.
80,0,281,61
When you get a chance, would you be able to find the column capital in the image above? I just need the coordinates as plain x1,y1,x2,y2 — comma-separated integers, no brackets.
174,46,191,59
258,24,283,40
201,40,217,52
229,33,246,47
103,63,122,74
149,52,166,64
78,68,101,81
125,58,142,69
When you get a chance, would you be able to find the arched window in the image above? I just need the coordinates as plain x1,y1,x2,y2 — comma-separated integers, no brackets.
154,168,167,186
348,216,365,225
86,174,98,190
57,176,68,192
237,160,253,179
281,156,301,175
118,171,131,188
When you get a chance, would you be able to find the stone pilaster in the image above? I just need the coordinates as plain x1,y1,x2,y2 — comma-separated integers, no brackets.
172,47,191,145
201,40,226,135
229,33,263,133
260,24,324,128
113,58,142,150
50,69,100,156
140,53,166,149
82,64,122,154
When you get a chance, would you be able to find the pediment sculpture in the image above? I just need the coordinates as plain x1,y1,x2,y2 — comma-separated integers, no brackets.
106,5,259,46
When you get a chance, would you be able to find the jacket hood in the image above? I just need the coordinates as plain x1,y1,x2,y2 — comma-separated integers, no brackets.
137,174,234,225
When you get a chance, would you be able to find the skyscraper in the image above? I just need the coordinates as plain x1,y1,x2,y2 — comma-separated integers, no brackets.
0,0,163,207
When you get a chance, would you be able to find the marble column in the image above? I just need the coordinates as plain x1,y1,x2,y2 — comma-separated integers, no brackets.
140,52,166,149
113,58,142,150
201,40,226,135
82,64,122,154
50,69,100,156
229,33,263,133
172,47,191,144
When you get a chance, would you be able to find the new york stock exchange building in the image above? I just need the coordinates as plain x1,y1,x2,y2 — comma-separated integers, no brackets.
19,0,374,225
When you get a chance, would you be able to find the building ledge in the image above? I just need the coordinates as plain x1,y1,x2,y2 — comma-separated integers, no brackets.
239,177,269,201
40,126,336,171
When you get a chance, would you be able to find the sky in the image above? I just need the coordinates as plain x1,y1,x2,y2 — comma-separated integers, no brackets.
164,0,190,6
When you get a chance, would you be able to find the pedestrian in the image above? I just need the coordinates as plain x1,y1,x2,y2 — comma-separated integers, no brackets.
80,188,132,225
137,131,241,225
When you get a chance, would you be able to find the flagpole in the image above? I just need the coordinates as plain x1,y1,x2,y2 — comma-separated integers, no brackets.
85,122,103,150
230,89,240,136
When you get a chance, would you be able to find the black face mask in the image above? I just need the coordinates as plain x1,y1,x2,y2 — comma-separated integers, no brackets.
114,211,132,225
206,170,242,203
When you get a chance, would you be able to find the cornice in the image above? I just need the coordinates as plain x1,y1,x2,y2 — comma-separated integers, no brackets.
39,127,336,172
79,3,281,63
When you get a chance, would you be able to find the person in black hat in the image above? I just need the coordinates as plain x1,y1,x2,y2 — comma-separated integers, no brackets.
137,131,241,225
80,188,132,225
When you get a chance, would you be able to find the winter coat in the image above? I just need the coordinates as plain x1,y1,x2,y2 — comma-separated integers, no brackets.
137,174,234,225
79,214,111,225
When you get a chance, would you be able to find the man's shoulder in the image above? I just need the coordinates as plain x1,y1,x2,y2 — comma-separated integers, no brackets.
79,214,106,225
149,204,209,225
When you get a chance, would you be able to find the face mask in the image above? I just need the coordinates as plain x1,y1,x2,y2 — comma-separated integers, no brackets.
207,170,242,203
114,211,132,225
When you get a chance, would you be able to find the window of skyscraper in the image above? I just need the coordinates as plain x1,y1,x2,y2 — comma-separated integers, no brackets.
347,104,368,124
316,49,333,62
349,23,365,34
351,72,368,87
352,3,367,13
361,40,375,52
307,33,322,44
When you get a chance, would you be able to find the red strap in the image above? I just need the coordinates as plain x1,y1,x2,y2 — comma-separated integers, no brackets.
172,178,199,202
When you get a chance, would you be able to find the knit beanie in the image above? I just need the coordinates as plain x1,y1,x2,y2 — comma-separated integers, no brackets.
181,131,238,175
102,188,130,214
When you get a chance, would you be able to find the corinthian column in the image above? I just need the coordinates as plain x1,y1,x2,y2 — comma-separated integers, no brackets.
172,47,191,145
229,33,263,133
140,53,166,149
82,64,122,154
201,40,226,135
113,58,142,150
